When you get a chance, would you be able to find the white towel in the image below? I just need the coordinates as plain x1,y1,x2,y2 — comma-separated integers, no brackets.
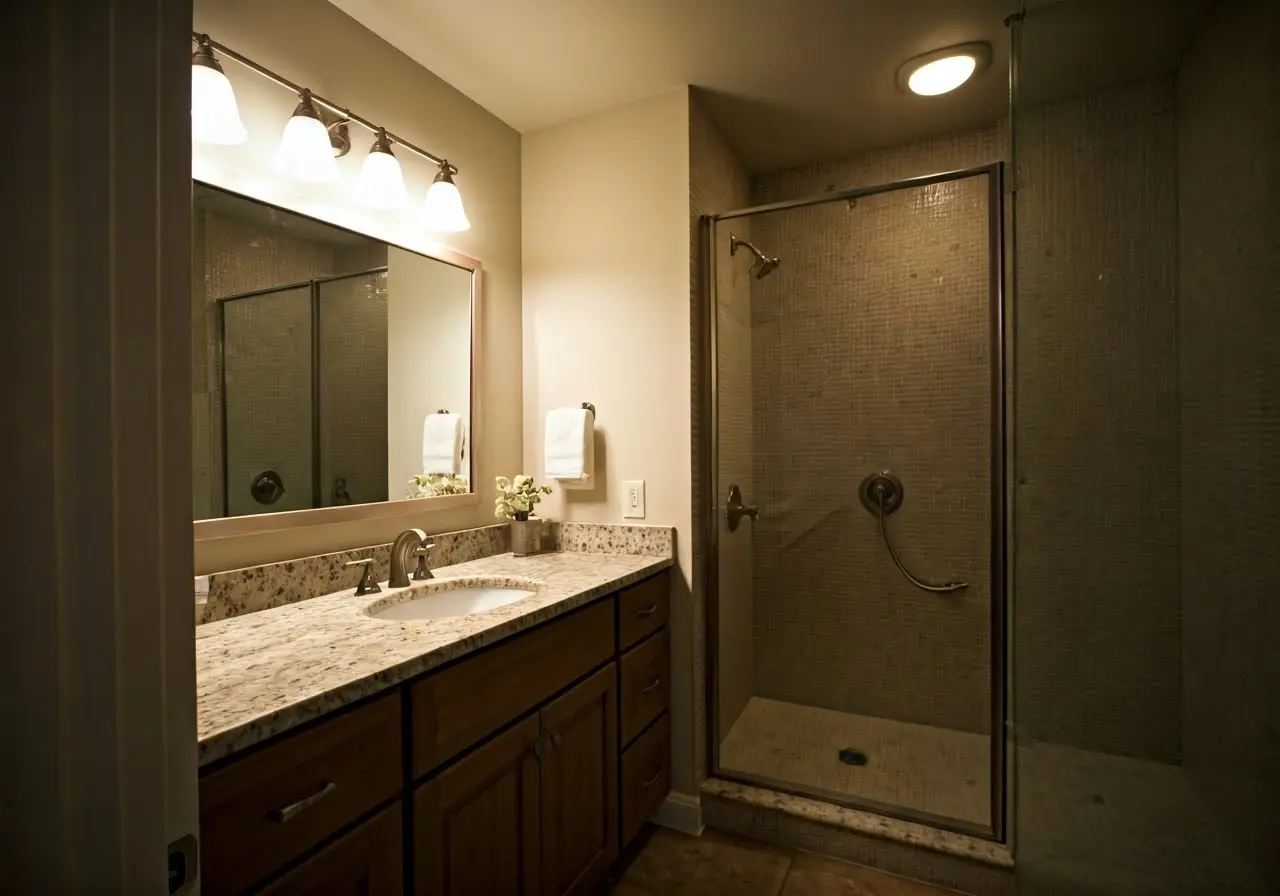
422,413,464,475
545,407,594,489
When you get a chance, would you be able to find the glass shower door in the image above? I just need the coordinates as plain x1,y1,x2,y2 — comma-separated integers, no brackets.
220,285,314,517
316,270,390,507
710,167,1005,838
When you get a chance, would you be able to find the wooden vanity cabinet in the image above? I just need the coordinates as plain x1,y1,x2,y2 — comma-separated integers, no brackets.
258,803,403,896
199,571,669,895
413,715,542,895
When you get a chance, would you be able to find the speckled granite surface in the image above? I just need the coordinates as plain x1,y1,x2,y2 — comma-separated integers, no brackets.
549,521,674,556
196,524,510,625
195,521,676,625
197,544,673,766
700,778,1013,868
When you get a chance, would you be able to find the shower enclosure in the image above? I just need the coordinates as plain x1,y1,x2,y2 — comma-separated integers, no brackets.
704,165,1007,839
217,267,389,517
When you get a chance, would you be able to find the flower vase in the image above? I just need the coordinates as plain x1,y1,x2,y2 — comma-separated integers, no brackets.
510,512,541,557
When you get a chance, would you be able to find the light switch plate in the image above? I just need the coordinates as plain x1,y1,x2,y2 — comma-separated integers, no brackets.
623,480,646,519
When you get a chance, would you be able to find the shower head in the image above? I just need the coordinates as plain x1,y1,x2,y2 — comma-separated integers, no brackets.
729,234,780,279
754,255,780,279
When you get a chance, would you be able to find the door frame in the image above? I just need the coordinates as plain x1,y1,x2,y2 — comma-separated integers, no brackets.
699,163,1009,843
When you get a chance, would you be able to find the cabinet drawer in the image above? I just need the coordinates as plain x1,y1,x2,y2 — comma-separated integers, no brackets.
619,628,669,746
411,598,616,778
258,803,403,896
199,694,402,896
617,574,668,651
620,713,670,846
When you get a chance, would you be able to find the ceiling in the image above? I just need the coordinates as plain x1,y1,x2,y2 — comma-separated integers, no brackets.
328,0,1209,173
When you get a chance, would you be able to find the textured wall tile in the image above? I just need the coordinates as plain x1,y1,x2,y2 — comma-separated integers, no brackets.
1014,76,1182,761
748,154,998,734
691,92,755,782
1177,0,1280,885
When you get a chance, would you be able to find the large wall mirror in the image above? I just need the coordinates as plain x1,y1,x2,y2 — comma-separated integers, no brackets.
192,182,479,534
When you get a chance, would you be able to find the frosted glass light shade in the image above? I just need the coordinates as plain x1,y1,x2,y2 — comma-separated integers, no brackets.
275,110,338,183
357,145,407,209
191,60,246,144
423,170,470,232
907,54,978,96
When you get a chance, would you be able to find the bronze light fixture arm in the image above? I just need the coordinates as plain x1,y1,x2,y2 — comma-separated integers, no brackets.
192,32,459,177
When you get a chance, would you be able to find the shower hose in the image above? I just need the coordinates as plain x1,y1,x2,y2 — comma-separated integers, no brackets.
874,484,969,594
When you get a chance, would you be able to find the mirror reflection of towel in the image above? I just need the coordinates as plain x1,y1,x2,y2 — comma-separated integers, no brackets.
422,413,463,474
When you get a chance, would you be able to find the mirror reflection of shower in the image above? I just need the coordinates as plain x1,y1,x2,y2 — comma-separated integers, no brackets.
729,233,780,279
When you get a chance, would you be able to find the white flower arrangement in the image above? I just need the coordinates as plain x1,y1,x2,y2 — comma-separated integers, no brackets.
409,472,470,498
494,474,552,520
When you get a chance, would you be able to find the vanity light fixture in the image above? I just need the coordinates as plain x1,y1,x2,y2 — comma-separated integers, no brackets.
423,160,471,233
190,35,246,144
357,128,408,209
191,32,471,227
275,89,341,183
897,43,992,96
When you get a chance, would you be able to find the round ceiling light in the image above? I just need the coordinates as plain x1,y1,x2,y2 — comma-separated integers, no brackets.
898,43,992,96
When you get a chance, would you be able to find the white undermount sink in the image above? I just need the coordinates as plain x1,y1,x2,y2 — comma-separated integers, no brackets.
365,576,539,621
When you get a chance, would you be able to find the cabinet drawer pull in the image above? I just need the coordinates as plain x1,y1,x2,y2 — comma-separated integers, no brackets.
640,676,662,694
634,603,658,618
268,781,337,823
642,767,663,788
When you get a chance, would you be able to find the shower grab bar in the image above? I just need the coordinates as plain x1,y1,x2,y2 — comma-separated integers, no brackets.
858,472,968,594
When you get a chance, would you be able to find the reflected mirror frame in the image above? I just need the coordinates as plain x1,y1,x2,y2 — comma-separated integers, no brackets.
192,180,482,543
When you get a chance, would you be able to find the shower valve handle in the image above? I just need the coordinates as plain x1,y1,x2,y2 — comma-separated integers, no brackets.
726,484,759,532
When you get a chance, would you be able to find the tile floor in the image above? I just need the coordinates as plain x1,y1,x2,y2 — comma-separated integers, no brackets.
602,826,967,896
1016,740,1269,895
719,697,991,827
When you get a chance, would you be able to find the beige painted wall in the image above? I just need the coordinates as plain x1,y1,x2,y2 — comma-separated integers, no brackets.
386,247,474,497
521,89,695,792
193,0,521,573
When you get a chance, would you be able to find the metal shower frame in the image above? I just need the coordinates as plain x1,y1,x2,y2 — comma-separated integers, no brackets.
216,266,389,517
699,162,1009,842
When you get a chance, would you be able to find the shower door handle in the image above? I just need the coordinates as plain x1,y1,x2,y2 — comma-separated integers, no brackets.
726,484,758,532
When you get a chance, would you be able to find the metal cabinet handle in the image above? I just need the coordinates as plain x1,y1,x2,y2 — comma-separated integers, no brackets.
635,603,658,618
642,767,663,788
641,676,662,694
268,781,337,823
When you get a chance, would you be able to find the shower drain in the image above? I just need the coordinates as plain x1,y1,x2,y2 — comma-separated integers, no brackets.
838,747,869,766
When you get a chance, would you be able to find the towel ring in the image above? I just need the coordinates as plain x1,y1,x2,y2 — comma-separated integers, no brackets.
582,402,596,419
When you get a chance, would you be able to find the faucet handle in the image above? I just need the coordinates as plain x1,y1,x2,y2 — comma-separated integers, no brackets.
345,558,381,596
412,542,436,581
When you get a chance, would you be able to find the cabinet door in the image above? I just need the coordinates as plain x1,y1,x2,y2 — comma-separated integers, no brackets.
539,664,619,896
414,715,541,896
258,803,402,896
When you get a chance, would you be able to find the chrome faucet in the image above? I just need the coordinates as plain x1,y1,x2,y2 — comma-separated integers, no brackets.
389,528,429,588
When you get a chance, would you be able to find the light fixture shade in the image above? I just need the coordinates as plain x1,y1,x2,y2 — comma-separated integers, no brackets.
423,164,470,232
275,92,339,183
191,49,246,144
907,55,978,96
357,130,407,209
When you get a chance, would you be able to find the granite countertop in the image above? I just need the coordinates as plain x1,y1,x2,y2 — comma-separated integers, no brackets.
196,549,672,767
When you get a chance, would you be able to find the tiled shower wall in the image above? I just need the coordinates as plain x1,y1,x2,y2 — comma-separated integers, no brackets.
748,155,997,735
733,77,1183,758
1178,0,1280,884
691,92,754,775
1014,76,1182,762
191,208,388,518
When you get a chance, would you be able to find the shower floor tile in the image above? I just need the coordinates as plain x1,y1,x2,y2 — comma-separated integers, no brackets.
719,697,991,828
